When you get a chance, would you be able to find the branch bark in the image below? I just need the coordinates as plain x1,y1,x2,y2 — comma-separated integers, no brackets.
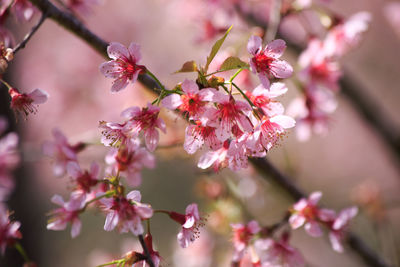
25,1,392,266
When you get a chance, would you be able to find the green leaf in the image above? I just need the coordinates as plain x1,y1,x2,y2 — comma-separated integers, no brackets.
219,56,248,72
205,25,233,72
174,60,198,73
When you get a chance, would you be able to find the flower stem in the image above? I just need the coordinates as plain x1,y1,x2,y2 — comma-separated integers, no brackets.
14,242,30,263
229,68,243,83
96,259,125,267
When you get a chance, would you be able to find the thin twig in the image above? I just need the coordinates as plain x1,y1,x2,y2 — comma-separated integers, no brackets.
138,234,155,267
24,1,392,266
13,12,48,54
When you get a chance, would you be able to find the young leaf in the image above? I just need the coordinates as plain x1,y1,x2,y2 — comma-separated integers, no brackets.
219,56,248,72
174,61,198,73
205,25,233,72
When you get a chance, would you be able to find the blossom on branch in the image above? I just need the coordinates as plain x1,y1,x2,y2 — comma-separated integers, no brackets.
169,203,204,248
47,190,87,238
100,190,153,236
8,87,48,118
100,42,146,92
247,36,293,89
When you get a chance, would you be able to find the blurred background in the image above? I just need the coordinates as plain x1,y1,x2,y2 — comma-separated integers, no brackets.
0,0,399,266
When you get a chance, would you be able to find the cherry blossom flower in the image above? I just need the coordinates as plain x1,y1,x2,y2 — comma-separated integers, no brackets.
251,115,296,151
100,42,145,92
246,83,287,117
184,120,222,154
289,191,325,237
161,79,216,120
100,190,153,236
105,140,155,187
99,120,130,147
43,128,85,176
299,39,342,92
231,220,261,262
47,190,87,238
0,204,22,254
8,87,48,117
204,92,252,141
247,36,293,89
287,87,337,141
169,203,203,248
324,12,371,57
254,233,305,267
197,140,229,171
66,161,100,193
122,103,166,152
328,207,358,253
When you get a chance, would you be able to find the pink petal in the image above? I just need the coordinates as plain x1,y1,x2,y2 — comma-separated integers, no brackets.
66,161,81,178
270,115,296,129
309,191,322,205
29,88,48,104
111,77,129,92
270,60,293,78
268,82,288,98
107,42,129,60
305,221,323,237
161,94,182,110
258,73,270,89
266,39,286,58
47,220,67,231
136,204,153,218
181,79,199,95
128,42,141,62
247,35,262,55
104,211,119,231
329,232,344,253
198,88,218,102
144,128,159,152
247,220,261,234
121,106,141,118
197,151,218,169
99,61,120,78
289,214,305,229
186,203,200,220
126,190,141,202
51,194,65,206
184,126,203,154
71,219,82,238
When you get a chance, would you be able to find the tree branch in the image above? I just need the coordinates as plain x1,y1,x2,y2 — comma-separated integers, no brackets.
25,1,391,266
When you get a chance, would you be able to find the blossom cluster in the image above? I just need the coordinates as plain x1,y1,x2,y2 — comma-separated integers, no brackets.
229,192,357,266
289,12,371,140
289,191,358,253
100,35,296,175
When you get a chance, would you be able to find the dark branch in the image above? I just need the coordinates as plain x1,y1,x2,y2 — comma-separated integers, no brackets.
25,1,391,266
